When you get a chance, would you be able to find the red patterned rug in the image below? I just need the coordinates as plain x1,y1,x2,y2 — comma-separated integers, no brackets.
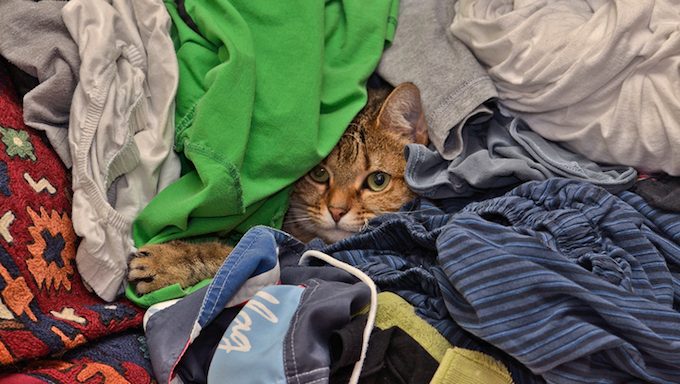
0,60,152,383
1,331,155,384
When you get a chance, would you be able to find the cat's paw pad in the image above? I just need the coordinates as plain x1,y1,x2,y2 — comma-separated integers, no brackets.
127,243,187,295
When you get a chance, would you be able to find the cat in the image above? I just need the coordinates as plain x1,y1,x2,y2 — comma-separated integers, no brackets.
127,82,428,295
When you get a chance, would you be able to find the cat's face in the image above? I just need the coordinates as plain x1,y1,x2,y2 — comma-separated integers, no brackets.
284,83,428,243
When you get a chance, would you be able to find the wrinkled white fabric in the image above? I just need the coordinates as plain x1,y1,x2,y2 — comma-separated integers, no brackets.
63,0,180,301
451,0,680,174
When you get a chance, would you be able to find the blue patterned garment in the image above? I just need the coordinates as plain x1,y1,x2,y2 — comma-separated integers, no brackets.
322,178,680,384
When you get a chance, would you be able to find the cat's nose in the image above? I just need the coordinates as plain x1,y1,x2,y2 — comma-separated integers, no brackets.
329,207,348,223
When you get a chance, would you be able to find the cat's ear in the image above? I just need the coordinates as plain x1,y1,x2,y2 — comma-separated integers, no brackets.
377,82,428,145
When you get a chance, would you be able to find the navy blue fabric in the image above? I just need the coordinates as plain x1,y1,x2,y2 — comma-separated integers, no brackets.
321,199,541,383
322,179,680,384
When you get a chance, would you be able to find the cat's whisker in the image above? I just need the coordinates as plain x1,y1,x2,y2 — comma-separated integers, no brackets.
283,81,426,244
283,218,314,224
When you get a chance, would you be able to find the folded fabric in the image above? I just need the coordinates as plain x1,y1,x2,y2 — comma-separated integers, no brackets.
364,292,453,362
0,0,80,166
351,292,514,384
132,0,399,248
208,280,372,384
377,0,497,160
321,200,541,384
437,179,680,383
143,227,283,383
62,0,181,301
405,104,636,199
451,0,680,175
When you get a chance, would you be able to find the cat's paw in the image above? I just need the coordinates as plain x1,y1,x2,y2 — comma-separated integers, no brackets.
127,243,194,295
127,240,233,296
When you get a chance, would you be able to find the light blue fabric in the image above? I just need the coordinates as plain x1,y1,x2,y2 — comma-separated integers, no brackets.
207,285,304,384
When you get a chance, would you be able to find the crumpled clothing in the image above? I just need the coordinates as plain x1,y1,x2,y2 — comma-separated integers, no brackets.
323,179,680,383
451,0,680,175
63,0,181,300
131,0,399,249
0,0,80,166
404,103,637,199
377,0,498,160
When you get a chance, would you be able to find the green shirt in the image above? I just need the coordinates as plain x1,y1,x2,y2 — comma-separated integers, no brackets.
128,0,399,305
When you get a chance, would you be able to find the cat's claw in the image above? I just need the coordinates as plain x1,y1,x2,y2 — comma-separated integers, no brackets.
127,243,186,295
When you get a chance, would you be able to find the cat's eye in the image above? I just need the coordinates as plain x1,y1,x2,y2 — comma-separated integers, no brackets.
365,171,391,191
309,166,330,183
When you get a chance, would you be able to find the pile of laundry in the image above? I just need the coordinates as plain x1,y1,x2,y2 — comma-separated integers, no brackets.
1,0,680,383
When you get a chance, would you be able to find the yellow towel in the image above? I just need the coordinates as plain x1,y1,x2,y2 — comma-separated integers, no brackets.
430,348,514,384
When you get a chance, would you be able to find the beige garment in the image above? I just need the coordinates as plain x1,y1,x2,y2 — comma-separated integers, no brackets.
63,0,180,301
451,0,680,174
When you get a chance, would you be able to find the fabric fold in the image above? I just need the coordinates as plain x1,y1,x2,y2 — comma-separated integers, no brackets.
63,0,181,301
0,0,80,166
377,0,497,160
404,104,636,199
451,0,680,174
322,179,680,383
